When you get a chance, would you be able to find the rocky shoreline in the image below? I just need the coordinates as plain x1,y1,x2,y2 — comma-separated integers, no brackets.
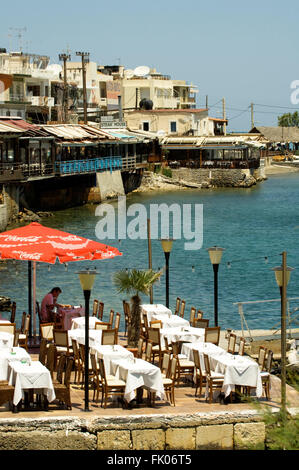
133,169,266,193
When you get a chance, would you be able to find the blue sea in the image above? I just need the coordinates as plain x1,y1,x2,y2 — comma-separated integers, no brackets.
1,172,299,333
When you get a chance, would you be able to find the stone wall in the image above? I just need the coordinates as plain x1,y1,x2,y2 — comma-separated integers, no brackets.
0,411,268,450
171,168,263,188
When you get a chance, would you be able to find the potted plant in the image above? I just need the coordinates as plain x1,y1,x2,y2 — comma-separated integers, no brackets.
113,268,162,348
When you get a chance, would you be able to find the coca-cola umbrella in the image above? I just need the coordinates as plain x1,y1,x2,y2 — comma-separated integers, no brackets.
0,222,122,339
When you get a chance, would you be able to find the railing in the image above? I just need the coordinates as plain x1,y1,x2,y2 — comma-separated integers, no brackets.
0,162,53,182
168,159,260,170
55,156,123,175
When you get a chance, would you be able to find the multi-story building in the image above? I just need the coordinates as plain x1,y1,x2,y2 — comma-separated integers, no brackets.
0,50,59,123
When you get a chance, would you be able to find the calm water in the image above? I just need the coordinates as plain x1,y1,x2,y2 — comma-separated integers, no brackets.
1,173,299,332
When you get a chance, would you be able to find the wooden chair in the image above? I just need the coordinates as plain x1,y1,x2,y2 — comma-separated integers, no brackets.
52,356,74,409
193,318,209,329
164,336,172,352
227,333,237,354
10,302,16,323
92,299,99,317
147,327,166,366
90,353,101,404
174,349,195,386
145,341,153,363
238,337,246,356
45,343,57,378
101,329,117,345
257,346,267,371
150,320,162,329
98,357,126,408
189,307,196,326
174,297,181,316
52,354,67,386
204,327,221,346
0,381,15,411
122,300,130,336
261,350,273,400
108,310,114,328
53,329,72,357
160,350,171,379
95,322,110,330
137,337,144,359
179,300,186,318
18,314,30,351
141,313,149,345
203,354,226,404
40,323,54,342
18,312,26,334
13,331,20,347
0,323,16,336
98,302,104,320
162,356,178,406
193,349,206,397
196,309,204,320
78,344,93,387
71,339,83,384
39,338,48,365
114,313,121,343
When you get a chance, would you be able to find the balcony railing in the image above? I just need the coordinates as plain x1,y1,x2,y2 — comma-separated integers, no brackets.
55,156,123,175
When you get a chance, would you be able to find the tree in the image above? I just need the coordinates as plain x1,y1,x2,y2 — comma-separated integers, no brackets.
277,111,299,127
113,268,162,347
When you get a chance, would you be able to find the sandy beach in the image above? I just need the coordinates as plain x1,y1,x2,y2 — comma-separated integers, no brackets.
264,163,299,175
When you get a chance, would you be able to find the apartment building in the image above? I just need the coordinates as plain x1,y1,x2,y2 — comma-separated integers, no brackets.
0,50,59,123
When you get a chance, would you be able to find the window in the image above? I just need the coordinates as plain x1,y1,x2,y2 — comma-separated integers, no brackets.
170,121,177,133
142,121,150,132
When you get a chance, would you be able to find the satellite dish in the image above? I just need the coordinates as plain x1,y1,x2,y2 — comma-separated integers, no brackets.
134,65,150,77
157,130,166,137
124,69,134,79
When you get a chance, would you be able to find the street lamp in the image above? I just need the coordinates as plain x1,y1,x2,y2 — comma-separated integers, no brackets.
161,239,173,308
207,246,225,327
77,267,99,411
272,252,294,420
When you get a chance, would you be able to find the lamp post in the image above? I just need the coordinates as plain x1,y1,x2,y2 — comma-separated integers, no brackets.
77,268,98,411
272,252,294,420
207,246,225,327
161,239,173,308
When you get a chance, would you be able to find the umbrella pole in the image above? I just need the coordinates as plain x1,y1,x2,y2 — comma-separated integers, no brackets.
28,261,32,338
32,261,37,343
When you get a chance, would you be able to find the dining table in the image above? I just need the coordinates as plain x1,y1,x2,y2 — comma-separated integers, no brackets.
8,360,56,407
71,316,100,330
160,326,205,348
110,356,165,403
58,305,85,330
141,304,172,323
0,332,14,349
92,344,134,375
68,328,103,347
181,342,263,398
151,314,189,329
0,346,31,380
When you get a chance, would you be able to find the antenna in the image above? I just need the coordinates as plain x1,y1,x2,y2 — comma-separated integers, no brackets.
8,27,27,52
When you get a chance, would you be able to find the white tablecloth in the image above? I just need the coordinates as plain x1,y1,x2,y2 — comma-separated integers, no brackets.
71,316,99,330
0,319,12,323
151,314,189,329
93,345,134,375
110,357,165,403
68,328,103,347
8,361,56,406
141,304,172,323
0,332,14,349
59,306,85,330
160,326,205,348
181,342,262,398
0,347,31,381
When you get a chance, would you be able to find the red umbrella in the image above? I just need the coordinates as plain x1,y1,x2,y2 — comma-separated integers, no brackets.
0,222,122,338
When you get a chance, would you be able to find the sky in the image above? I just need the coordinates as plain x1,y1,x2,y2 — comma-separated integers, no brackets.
1,0,299,132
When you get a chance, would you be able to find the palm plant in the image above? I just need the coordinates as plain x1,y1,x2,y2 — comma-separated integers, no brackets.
113,268,163,347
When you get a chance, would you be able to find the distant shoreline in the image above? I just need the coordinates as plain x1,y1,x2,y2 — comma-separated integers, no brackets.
265,164,299,175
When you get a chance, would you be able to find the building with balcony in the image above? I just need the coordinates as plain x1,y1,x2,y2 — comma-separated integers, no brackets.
120,67,198,114
0,50,60,123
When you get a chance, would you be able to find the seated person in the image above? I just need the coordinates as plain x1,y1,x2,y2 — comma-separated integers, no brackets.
40,287,62,323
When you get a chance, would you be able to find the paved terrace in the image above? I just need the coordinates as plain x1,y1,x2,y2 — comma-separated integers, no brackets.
1,330,298,420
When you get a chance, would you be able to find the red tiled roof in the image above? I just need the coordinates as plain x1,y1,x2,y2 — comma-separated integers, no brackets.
0,117,40,130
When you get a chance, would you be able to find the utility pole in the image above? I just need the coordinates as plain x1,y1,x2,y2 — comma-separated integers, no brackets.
59,53,71,123
222,97,227,135
76,51,90,124
205,95,208,110
251,102,254,129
